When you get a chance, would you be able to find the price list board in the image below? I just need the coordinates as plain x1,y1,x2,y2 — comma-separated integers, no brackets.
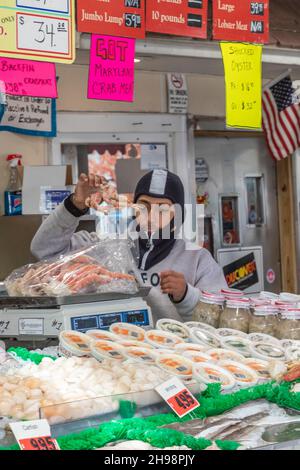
77,0,145,39
213,0,269,44
0,0,76,63
146,0,208,39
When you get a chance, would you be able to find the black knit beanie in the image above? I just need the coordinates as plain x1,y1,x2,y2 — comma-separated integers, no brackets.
134,169,185,221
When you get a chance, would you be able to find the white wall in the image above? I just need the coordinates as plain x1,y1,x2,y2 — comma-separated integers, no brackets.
0,63,226,213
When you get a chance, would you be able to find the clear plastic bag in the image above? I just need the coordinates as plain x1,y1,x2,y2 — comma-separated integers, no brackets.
5,240,139,297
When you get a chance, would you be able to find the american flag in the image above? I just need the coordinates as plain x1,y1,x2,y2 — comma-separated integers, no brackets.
262,75,300,161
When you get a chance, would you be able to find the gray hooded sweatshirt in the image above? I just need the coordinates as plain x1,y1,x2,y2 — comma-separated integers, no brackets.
30,204,227,324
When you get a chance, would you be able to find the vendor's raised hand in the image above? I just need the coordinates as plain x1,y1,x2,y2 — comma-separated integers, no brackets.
72,173,104,210
160,270,187,302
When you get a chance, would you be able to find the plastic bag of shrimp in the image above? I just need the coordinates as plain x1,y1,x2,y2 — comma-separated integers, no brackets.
4,240,139,297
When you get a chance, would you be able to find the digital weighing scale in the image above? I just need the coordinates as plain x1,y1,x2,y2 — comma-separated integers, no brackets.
0,288,153,340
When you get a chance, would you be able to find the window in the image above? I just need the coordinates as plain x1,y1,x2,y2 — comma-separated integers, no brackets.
220,195,241,246
245,175,265,226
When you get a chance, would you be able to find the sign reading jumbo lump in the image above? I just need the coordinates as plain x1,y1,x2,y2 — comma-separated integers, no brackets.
77,0,145,39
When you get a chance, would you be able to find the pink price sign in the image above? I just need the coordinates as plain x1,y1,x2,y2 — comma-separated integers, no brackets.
88,34,135,102
0,58,57,98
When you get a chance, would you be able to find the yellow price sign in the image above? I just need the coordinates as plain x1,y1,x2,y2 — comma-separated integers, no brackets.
221,42,262,130
0,0,75,64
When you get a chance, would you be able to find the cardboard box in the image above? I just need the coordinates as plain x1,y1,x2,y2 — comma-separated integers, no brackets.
21,165,73,215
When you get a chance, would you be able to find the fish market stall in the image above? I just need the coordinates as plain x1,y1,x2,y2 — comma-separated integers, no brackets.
1,243,300,451
0,305,300,451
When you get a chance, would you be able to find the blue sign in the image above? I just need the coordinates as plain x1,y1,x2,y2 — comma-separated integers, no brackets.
0,95,57,138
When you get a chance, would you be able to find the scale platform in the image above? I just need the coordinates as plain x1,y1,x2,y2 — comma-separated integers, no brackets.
0,288,153,340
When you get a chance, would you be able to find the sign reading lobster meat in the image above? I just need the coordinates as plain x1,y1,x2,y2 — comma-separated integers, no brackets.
146,0,208,39
77,0,145,39
213,0,269,44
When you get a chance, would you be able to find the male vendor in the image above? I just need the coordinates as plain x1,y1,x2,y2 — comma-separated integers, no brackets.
31,169,227,323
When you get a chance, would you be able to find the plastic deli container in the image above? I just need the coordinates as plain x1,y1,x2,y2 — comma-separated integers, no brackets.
119,340,153,349
248,332,281,346
285,345,300,362
110,323,146,342
221,288,244,298
193,362,236,391
185,322,217,333
125,347,158,364
259,292,279,302
249,305,278,337
219,298,251,333
192,291,225,328
154,349,177,355
279,293,300,303
91,340,127,362
145,330,184,349
182,351,214,364
280,339,300,349
208,348,245,363
250,298,271,308
86,330,119,342
156,353,194,379
59,331,91,358
174,343,208,354
216,328,248,339
156,319,190,340
220,336,252,358
243,358,271,381
219,360,258,387
249,341,286,361
190,327,221,349
276,308,300,341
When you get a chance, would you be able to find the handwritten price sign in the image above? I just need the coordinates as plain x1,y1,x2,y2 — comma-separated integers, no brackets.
0,0,75,63
10,419,60,451
156,377,200,418
88,34,135,102
221,42,262,130
19,436,60,451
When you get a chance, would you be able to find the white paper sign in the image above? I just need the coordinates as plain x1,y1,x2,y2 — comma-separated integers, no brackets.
19,318,44,336
0,94,56,137
10,420,51,442
141,144,167,170
167,73,188,114
17,14,70,54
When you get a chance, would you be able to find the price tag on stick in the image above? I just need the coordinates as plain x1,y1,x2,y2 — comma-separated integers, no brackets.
156,377,200,418
10,419,60,451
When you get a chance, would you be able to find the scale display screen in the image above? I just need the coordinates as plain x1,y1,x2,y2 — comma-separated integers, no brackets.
71,309,149,332
126,311,147,323
72,316,98,332
99,314,122,328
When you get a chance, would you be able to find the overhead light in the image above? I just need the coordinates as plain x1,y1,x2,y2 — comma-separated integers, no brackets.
134,58,141,63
